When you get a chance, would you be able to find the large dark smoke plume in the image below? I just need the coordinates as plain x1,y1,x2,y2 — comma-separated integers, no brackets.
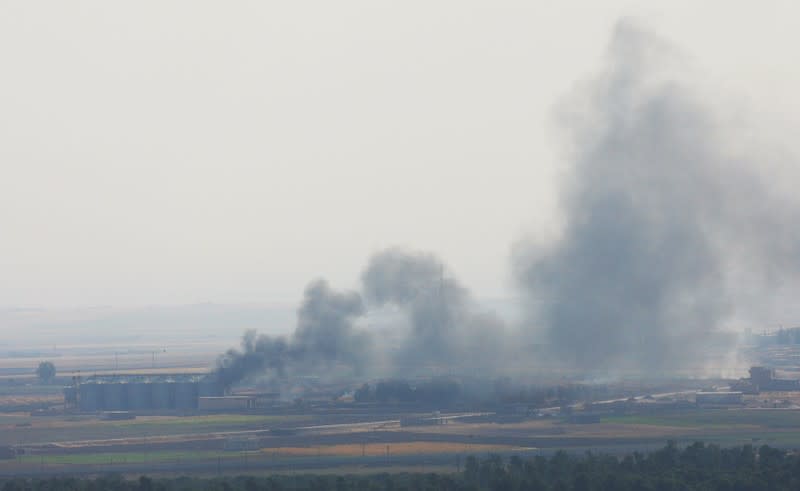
216,279,368,388
217,21,800,384
514,21,800,373
361,248,506,372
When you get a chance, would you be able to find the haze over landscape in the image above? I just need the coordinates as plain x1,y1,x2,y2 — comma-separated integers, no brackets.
4,3,800,375
9,3,800,486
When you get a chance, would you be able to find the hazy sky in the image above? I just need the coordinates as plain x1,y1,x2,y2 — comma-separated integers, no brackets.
2,1,799,308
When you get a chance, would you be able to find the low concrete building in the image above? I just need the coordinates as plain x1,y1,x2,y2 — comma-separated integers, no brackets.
101,411,135,420
198,396,256,411
695,391,743,406
399,415,446,427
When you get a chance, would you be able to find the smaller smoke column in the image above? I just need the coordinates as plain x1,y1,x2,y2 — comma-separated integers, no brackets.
215,330,289,389
361,247,506,371
215,279,368,389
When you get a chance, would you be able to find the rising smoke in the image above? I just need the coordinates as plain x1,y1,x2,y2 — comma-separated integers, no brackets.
215,279,368,388
215,330,289,389
218,20,800,385
216,249,507,387
361,248,506,373
292,279,369,371
514,20,800,373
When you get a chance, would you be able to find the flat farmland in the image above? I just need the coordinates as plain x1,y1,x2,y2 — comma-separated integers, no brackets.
10,408,800,450
0,413,311,446
10,442,521,466
602,409,800,428
6,407,800,476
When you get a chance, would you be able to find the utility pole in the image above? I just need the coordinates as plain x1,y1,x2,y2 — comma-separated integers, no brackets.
439,263,447,348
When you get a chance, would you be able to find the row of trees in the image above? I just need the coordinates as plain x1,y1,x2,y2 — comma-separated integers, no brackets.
2,442,800,490
458,441,793,491
35,361,55,383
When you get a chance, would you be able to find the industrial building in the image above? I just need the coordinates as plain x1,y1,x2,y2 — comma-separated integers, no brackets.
198,396,256,411
750,366,776,389
695,391,744,406
65,374,224,412
748,366,800,391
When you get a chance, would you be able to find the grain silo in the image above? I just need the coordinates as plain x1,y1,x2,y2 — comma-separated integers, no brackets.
174,381,197,410
103,382,126,411
152,381,173,409
69,374,223,412
78,383,101,412
127,381,152,410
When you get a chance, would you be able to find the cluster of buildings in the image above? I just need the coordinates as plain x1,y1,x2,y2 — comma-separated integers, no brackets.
697,366,800,407
731,366,800,393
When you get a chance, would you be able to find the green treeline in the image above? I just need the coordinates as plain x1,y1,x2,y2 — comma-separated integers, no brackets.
2,441,799,491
